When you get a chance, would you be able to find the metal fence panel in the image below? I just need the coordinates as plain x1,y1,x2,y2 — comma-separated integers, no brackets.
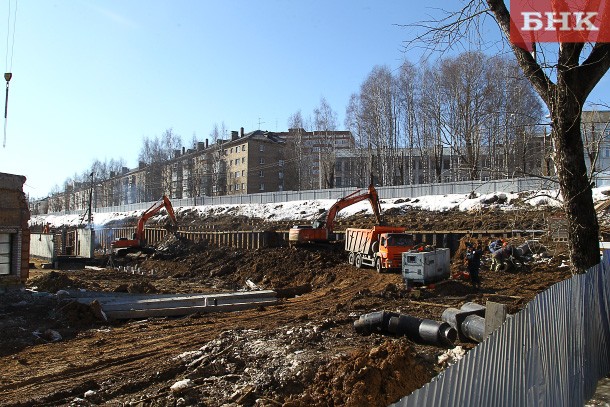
46,177,557,216
392,254,610,407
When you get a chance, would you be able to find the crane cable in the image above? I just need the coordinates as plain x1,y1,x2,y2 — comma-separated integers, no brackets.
4,0,17,148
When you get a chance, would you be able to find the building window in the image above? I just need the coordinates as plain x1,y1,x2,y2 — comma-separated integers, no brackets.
259,157,264,164
0,233,11,275
242,157,245,164
259,170,264,177
278,160,284,167
242,145,246,151
241,170,245,177
259,144,264,152
278,172,283,179
230,147,233,153
235,171,239,178
235,183,240,190
241,183,245,190
260,183,265,191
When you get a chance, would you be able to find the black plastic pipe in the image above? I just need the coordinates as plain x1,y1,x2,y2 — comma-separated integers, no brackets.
353,310,456,348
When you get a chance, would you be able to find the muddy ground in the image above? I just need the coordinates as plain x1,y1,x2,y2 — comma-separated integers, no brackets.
0,207,579,406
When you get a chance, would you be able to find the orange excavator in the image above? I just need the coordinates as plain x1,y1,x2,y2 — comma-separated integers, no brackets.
111,195,178,256
289,185,383,244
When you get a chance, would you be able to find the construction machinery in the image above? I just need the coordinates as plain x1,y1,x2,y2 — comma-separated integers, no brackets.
402,247,450,285
111,195,178,256
288,185,383,244
345,226,416,272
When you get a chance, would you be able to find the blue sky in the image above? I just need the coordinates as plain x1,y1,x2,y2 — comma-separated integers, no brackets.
1,1,609,198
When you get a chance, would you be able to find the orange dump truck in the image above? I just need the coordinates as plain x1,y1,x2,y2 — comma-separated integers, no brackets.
345,226,416,273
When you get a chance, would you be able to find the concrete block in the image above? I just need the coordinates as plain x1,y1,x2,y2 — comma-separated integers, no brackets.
484,301,508,338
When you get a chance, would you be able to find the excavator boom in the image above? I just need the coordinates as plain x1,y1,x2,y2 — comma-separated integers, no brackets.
111,195,177,254
289,185,383,244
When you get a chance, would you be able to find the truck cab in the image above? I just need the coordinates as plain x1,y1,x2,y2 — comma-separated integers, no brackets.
376,233,415,272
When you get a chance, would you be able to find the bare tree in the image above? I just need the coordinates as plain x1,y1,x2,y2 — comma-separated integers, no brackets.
138,128,182,200
285,110,312,190
345,93,371,187
208,123,226,196
581,109,610,180
410,1,610,272
48,184,64,212
397,61,421,184
313,97,338,188
358,66,398,186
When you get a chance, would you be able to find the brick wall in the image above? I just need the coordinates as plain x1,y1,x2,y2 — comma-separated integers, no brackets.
0,172,30,288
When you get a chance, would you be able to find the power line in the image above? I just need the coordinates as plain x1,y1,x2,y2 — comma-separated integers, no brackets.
3,0,17,148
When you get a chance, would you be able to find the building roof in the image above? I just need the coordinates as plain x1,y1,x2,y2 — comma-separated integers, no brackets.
225,130,285,146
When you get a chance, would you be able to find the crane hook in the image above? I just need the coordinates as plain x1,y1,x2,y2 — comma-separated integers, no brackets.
3,72,11,148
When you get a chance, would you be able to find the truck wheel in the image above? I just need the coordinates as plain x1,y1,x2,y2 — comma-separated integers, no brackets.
348,252,355,265
355,254,363,269
375,258,384,273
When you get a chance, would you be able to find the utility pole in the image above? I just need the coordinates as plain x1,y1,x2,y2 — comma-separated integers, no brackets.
87,172,93,226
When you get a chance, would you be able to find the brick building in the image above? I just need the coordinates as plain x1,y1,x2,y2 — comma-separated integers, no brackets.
0,173,30,290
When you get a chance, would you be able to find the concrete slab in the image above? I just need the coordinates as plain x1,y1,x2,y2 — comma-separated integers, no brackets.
70,290,278,319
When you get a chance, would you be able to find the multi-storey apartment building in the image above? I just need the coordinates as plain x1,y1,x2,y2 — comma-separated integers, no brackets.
223,128,288,195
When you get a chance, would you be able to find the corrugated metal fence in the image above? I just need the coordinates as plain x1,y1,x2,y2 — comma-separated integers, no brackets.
50,177,556,216
392,253,610,407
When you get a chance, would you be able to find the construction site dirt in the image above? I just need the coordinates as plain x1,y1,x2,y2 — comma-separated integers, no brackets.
0,207,585,406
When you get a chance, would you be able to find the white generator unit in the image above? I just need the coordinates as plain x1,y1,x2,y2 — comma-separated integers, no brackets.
402,248,450,285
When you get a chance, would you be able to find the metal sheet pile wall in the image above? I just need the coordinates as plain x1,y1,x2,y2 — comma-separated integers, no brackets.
392,253,610,407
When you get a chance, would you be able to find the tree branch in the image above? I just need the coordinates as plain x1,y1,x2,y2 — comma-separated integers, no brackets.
485,0,555,105
577,43,610,99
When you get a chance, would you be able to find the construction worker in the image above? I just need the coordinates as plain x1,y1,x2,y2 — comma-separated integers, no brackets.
465,242,483,289
489,239,503,253
492,242,513,272
489,239,503,271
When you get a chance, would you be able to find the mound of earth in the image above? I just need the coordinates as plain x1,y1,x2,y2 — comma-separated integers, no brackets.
287,338,434,407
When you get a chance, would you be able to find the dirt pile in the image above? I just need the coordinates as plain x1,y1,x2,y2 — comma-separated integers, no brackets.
28,271,77,293
288,338,433,407
152,234,208,260
0,291,105,356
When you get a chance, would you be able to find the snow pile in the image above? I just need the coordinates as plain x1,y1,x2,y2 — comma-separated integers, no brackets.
29,187,610,230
